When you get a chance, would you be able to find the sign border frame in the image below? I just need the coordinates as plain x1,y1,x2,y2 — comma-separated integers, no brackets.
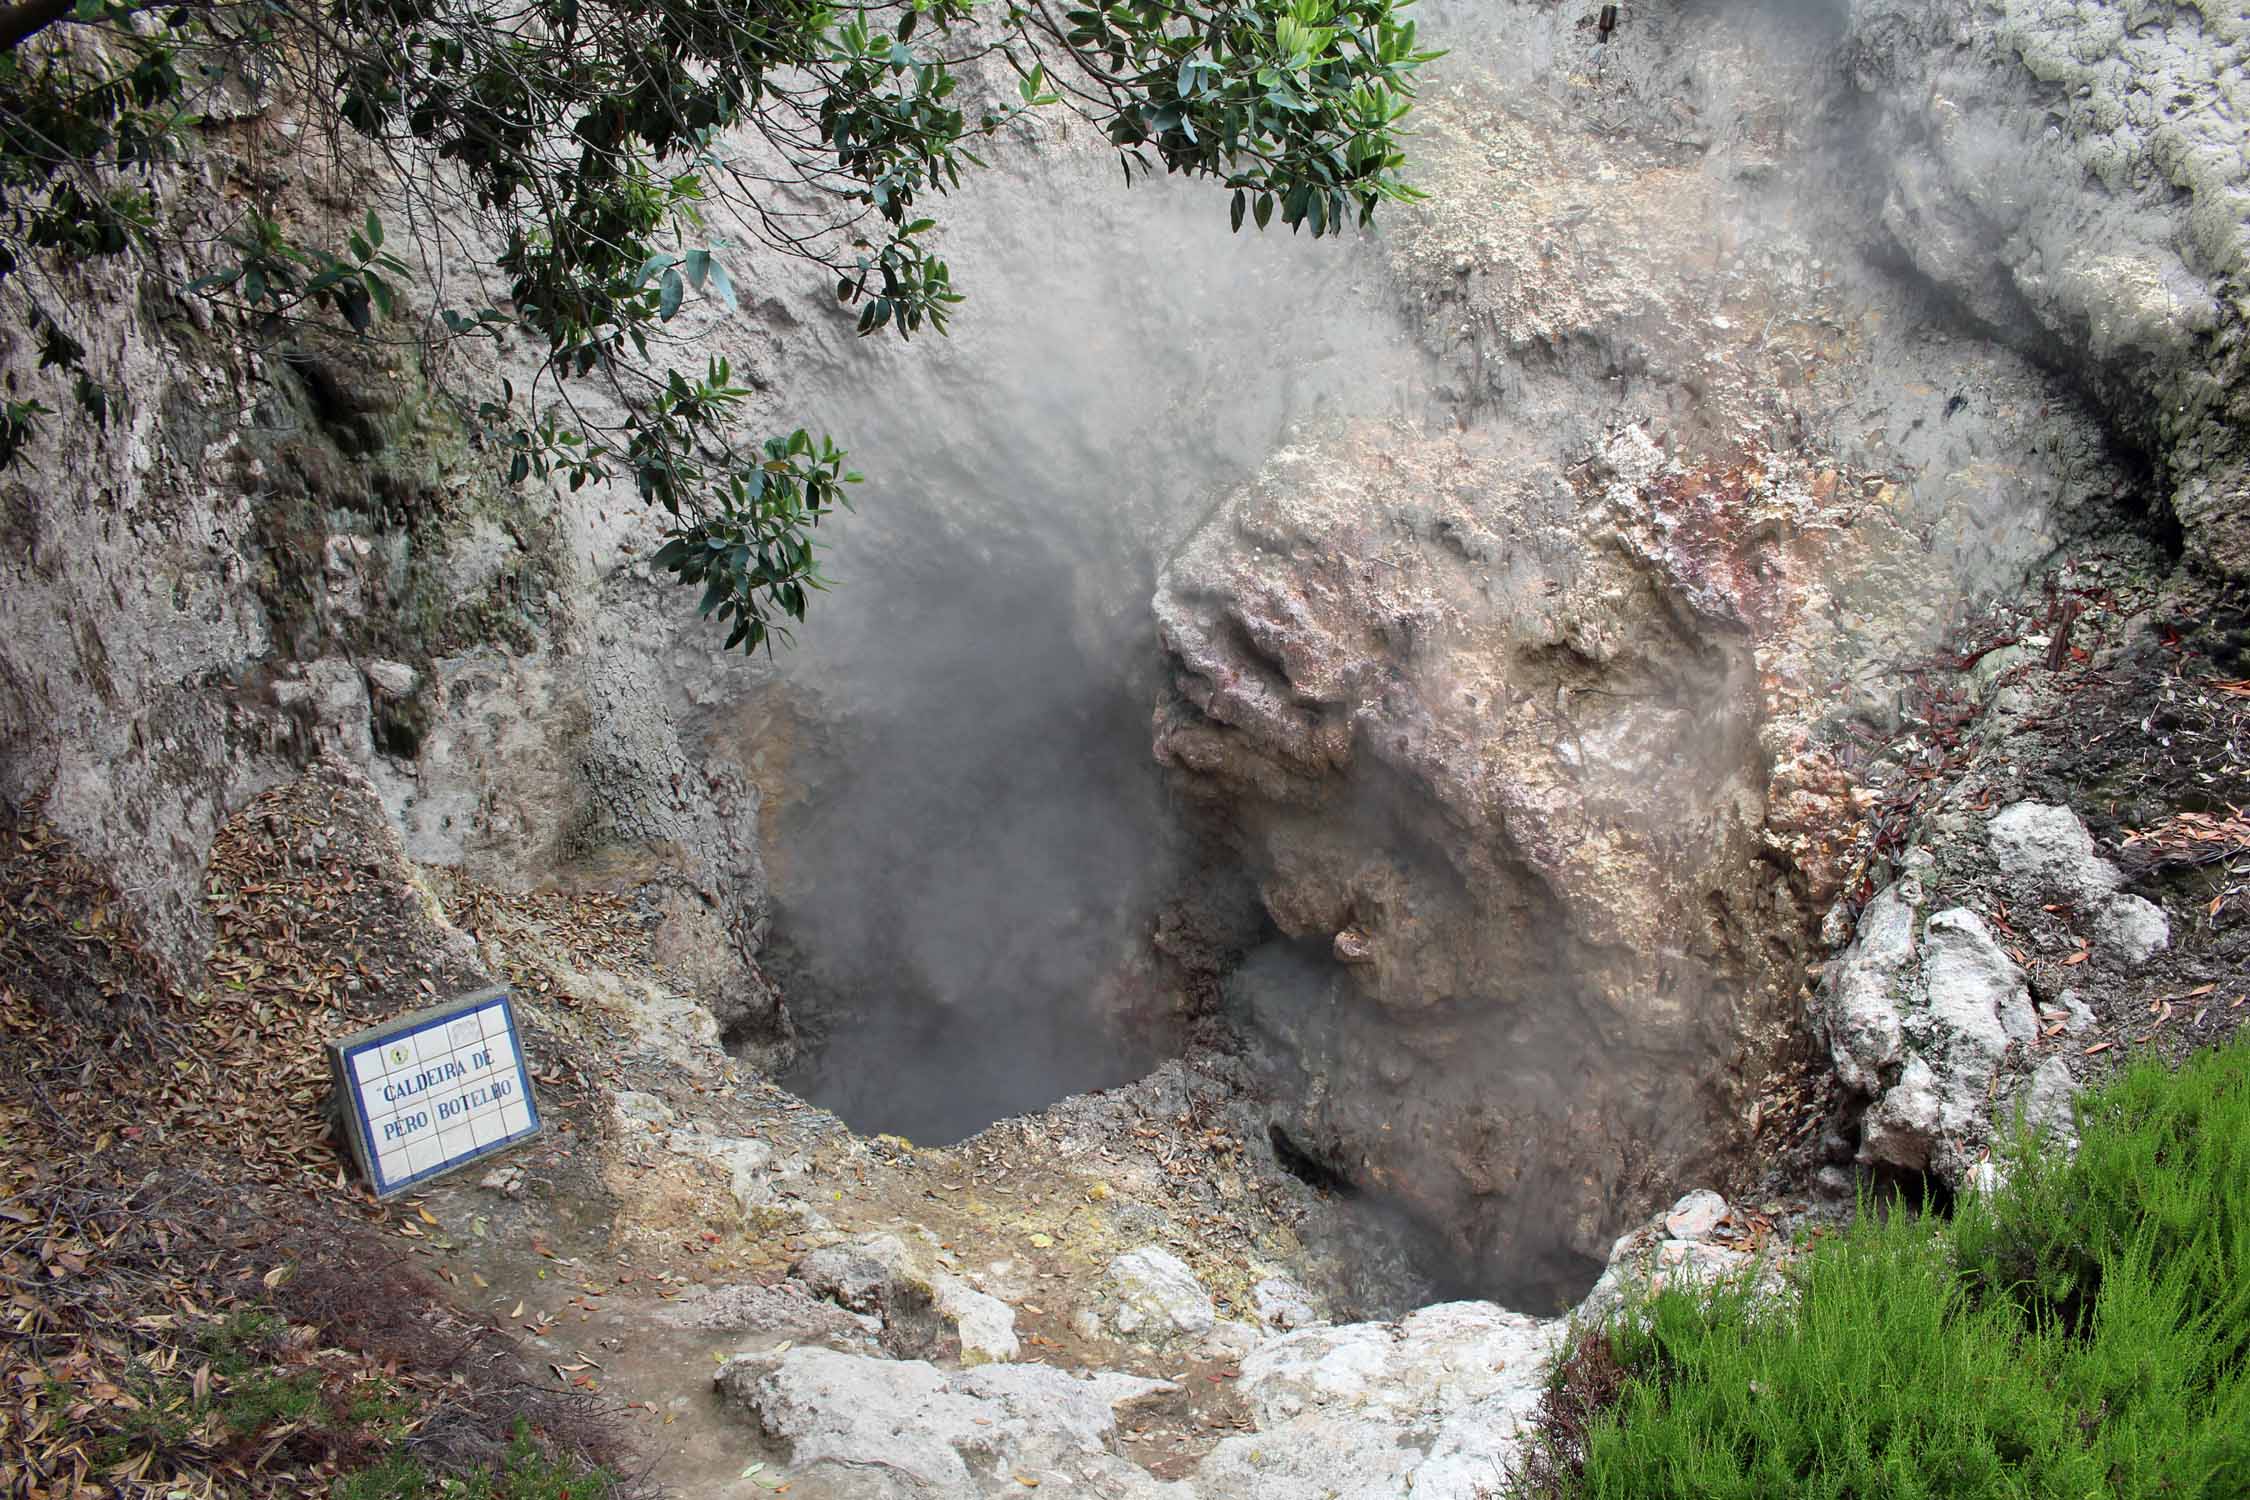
327,985,544,1199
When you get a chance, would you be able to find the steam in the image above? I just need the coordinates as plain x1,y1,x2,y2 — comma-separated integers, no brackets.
736,144,1430,1144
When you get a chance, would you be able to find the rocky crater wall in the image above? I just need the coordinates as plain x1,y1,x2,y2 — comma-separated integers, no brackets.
1150,0,2194,1304
0,0,2240,1323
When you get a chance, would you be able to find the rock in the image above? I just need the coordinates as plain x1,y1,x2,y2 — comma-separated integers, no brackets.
1663,1189,1729,1241
662,1131,777,1213
1921,908,2038,1059
1152,421,1805,1304
653,1281,883,1349
796,1235,917,1316
1104,1248,1215,1338
1191,1415,1420,1498
2094,895,2170,967
443,517,522,599
376,633,775,1044
1844,905,2044,1180
603,974,726,1071
1860,1055,1944,1171
274,657,374,766
1578,1222,1760,1328
931,1277,1020,1366
794,1234,1018,1364
715,1205,1785,1500
718,1346,1181,1499
2051,988,2098,1035
1833,876,2096,1182
1987,802,2123,909
1193,1300,1565,1497
2016,1056,2080,1150
1200,1320,1263,1361
1987,801,2168,967
1846,0,2250,574
1233,1302,1560,1426
1649,1238,1757,1297
1251,1276,1320,1332
321,534,375,611
361,659,419,700
1818,879,1920,1097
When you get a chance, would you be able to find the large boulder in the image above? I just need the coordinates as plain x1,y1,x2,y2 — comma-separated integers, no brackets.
1821,894,2045,1181
718,1346,1183,1500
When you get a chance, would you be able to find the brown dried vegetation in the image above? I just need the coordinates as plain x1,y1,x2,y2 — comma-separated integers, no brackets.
0,783,634,1498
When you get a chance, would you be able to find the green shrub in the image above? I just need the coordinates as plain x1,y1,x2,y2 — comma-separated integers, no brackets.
334,1420,617,1500
199,1308,288,1376
335,1453,434,1500
1540,1036,2250,1500
217,1369,325,1435
1955,1040,2250,1365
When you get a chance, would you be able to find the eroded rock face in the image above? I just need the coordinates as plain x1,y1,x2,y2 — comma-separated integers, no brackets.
1156,425,1789,1304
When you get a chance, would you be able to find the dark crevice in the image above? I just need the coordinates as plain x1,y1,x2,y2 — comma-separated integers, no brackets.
1268,1122,1359,1196
1865,1161,1957,1218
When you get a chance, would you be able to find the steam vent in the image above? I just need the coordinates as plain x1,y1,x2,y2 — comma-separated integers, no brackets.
3,0,2245,1494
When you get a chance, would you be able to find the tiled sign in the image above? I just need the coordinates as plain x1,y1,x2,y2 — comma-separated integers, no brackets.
326,987,542,1198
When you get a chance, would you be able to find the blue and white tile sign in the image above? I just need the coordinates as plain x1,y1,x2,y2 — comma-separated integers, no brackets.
326,986,542,1198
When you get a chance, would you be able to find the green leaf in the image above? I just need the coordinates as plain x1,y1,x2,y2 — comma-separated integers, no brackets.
659,268,684,321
